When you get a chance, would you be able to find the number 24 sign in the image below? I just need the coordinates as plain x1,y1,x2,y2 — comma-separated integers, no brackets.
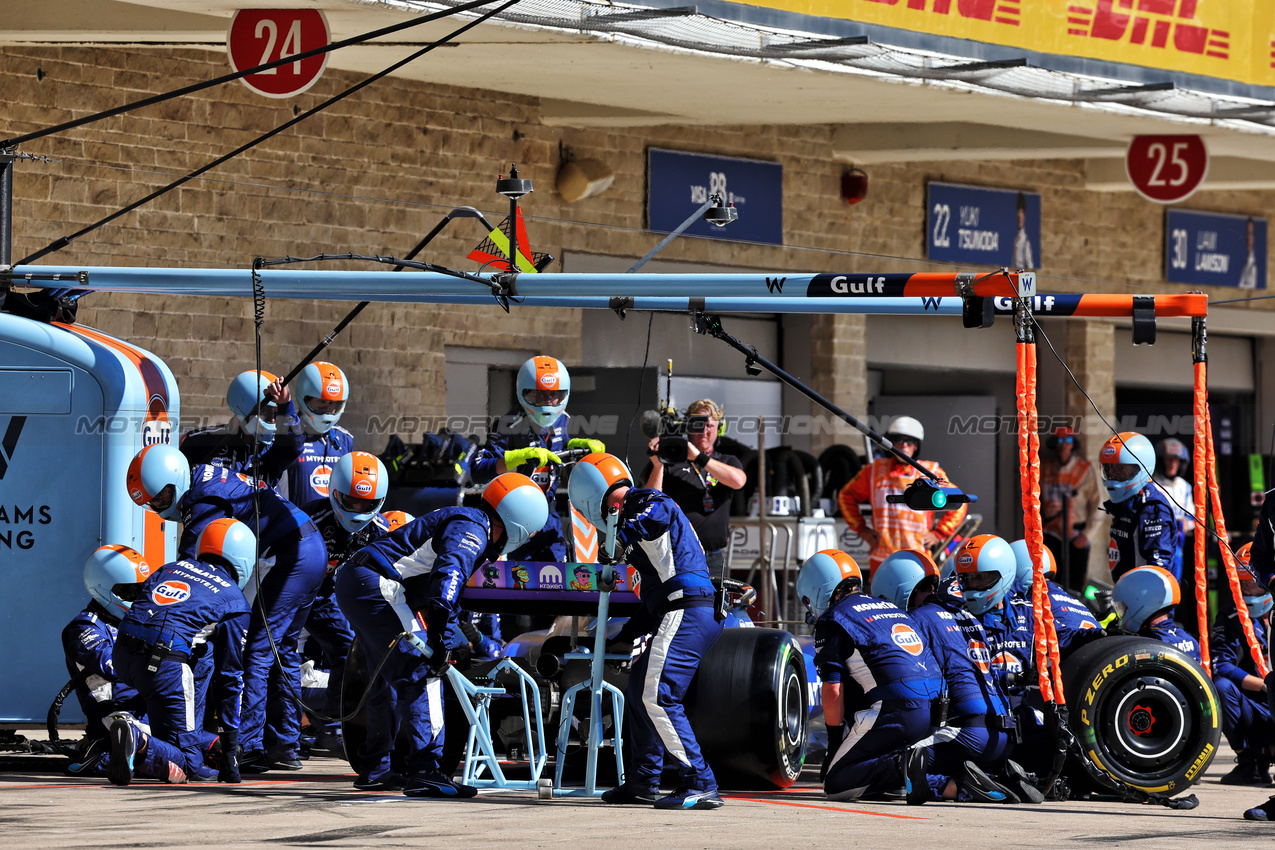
1125,135,1208,204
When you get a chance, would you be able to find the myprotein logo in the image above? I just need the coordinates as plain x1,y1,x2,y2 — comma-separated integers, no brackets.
0,417,26,480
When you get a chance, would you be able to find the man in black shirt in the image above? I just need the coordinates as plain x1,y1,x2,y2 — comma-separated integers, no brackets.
642,399,747,580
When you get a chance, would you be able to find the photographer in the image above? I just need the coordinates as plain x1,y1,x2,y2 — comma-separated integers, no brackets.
642,399,746,580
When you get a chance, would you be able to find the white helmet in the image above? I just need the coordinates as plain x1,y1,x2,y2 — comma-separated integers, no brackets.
886,415,925,444
294,362,348,436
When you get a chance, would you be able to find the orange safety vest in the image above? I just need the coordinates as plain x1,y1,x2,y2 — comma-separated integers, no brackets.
838,457,967,572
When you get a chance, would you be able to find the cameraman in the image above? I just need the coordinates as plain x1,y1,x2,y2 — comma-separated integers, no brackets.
642,399,746,580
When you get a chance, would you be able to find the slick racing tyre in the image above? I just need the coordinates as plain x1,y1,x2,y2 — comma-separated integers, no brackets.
687,628,808,789
1060,635,1220,796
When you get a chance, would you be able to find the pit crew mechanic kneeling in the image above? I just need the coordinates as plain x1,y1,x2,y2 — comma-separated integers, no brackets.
1009,540,1105,659
873,549,1038,804
62,546,154,776
570,452,725,810
798,549,944,802
107,519,255,785
1209,562,1274,786
1111,566,1200,662
127,443,327,772
469,356,604,560
334,472,548,796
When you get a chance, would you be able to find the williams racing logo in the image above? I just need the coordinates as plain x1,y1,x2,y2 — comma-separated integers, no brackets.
891,623,925,656
0,416,26,480
152,580,191,606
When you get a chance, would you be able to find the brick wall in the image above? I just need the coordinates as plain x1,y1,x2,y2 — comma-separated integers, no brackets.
4,45,1273,454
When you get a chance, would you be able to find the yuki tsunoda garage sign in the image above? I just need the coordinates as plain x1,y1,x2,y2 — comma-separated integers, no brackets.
927,182,1041,269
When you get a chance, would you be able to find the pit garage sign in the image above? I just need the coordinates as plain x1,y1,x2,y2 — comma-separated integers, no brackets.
927,182,1041,269
1166,209,1267,290
648,149,783,245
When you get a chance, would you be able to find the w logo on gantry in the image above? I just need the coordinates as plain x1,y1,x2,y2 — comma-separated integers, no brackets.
0,417,26,480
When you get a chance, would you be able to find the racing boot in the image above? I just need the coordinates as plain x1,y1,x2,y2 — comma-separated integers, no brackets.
238,750,272,774
654,787,725,810
900,747,930,805
998,760,1045,804
601,783,659,805
1220,750,1271,786
107,717,137,787
354,771,406,792
402,770,478,799
1245,796,1275,820
955,760,1020,804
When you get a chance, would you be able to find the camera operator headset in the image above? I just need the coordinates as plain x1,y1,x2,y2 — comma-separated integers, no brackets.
642,399,746,581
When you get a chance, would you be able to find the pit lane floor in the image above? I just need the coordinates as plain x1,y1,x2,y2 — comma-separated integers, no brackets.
2,740,1273,849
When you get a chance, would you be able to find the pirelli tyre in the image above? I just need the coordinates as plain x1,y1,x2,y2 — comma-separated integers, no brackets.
1060,635,1220,796
687,627,809,789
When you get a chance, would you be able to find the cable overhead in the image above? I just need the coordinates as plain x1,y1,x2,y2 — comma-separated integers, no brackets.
0,0,501,150
15,0,520,267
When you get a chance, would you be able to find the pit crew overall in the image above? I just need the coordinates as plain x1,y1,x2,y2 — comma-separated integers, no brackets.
1143,619,1201,663
610,489,723,796
470,410,569,560
909,593,1014,796
1210,611,1274,761
814,591,943,800
291,501,393,742
179,400,304,489
1106,483,1178,582
112,558,249,778
177,464,327,763
283,425,355,507
62,603,149,742
1041,581,1106,659
335,507,497,783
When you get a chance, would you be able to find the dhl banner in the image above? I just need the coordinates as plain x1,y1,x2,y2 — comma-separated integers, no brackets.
745,1,1275,88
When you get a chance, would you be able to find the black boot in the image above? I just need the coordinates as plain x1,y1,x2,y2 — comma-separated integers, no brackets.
1221,750,1271,786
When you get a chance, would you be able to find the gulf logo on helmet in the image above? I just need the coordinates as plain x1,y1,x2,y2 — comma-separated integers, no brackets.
991,651,1023,674
967,640,991,672
354,479,375,497
310,465,332,497
957,552,974,570
534,356,560,389
891,623,924,656
152,580,191,606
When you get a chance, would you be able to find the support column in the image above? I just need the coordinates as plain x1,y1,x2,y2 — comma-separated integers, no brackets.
808,313,868,456
1064,319,1116,584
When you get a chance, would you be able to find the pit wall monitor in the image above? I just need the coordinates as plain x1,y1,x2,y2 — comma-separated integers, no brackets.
927,182,1041,269
1166,209,1267,290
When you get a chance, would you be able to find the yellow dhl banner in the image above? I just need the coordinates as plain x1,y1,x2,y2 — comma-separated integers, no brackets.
749,1,1275,88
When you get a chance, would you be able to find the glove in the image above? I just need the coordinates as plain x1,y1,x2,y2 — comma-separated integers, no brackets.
459,620,484,652
219,731,241,784
504,446,562,471
821,724,845,783
605,636,635,658
567,438,606,454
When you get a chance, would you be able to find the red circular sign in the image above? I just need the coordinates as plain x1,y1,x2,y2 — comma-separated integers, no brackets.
1125,135,1208,204
227,9,330,99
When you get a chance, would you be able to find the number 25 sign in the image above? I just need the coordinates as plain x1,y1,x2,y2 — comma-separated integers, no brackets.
227,9,330,98
1125,135,1208,204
